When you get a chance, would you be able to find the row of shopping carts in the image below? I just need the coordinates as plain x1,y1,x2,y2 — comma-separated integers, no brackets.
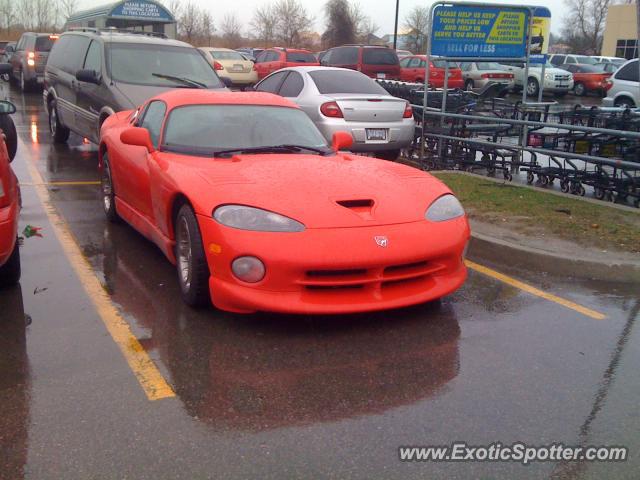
376,80,640,207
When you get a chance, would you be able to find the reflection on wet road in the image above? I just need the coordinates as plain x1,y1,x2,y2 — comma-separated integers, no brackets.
1,85,639,479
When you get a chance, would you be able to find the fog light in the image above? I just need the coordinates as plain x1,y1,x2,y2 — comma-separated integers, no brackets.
231,256,265,283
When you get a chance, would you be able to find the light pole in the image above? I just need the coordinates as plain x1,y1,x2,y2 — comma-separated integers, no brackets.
393,0,400,49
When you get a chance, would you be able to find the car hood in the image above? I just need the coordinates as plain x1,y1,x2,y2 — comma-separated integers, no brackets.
114,83,227,109
163,153,452,229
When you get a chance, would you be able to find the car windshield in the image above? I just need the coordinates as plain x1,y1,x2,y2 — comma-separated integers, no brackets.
163,105,329,155
577,65,605,73
286,52,317,63
210,50,245,60
362,49,398,65
477,62,504,70
309,70,388,94
107,43,224,88
575,56,598,65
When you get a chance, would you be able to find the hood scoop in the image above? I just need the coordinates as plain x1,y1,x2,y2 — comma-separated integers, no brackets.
336,199,375,220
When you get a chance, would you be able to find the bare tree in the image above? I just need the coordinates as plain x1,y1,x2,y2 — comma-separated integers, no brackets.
58,0,77,24
402,6,429,53
18,0,35,29
350,2,378,43
35,0,54,30
178,1,202,43
251,3,278,47
560,0,609,54
322,0,356,48
201,10,215,46
221,12,242,47
273,0,313,47
0,0,16,34
163,0,183,19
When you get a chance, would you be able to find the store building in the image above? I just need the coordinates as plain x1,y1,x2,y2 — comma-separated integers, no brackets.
601,2,638,59
65,0,177,39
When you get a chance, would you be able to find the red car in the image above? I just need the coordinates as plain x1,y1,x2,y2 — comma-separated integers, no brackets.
400,55,464,88
0,102,20,287
99,90,469,314
321,45,400,80
254,48,319,79
562,64,612,96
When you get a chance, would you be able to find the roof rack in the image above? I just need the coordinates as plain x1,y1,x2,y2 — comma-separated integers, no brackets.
66,27,167,39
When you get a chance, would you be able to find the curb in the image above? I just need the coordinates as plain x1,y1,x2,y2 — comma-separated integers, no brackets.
468,231,640,283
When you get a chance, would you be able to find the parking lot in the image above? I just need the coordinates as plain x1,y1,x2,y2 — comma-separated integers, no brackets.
1,82,639,479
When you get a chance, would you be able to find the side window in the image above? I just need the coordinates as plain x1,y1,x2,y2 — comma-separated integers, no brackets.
83,40,102,73
329,47,357,64
255,71,289,93
16,36,25,51
139,101,166,148
269,51,280,61
279,71,304,97
408,57,421,68
255,51,267,63
616,61,639,82
399,57,410,67
550,55,563,66
60,36,91,74
566,56,576,64
47,35,71,68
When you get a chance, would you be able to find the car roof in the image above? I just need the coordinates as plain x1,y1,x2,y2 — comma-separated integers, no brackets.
60,30,191,47
200,47,236,52
147,90,301,109
274,66,369,74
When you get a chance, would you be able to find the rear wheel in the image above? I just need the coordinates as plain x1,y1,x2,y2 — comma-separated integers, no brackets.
175,204,210,307
49,100,70,143
374,149,401,161
0,239,21,287
465,79,474,91
615,97,635,108
0,114,17,160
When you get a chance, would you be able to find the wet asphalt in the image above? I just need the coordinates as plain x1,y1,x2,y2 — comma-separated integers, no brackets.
0,85,639,480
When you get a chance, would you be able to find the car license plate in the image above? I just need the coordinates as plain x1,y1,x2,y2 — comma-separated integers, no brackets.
366,129,387,141
376,73,386,79
231,64,243,72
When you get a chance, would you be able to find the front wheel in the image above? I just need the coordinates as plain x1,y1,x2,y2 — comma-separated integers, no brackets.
175,204,210,307
0,239,21,287
49,100,70,143
526,77,539,97
573,82,586,96
101,153,119,222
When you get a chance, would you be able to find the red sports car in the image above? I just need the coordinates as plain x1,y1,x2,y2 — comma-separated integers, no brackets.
0,101,20,286
400,55,464,88
99,90,469,314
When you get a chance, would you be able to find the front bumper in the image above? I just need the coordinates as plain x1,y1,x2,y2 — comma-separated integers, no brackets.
542,79,573,92
198,215,470,314
315,118,415,152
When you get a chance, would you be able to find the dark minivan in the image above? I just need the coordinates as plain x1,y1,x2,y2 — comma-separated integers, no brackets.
43,29,226,144
10,32,58,92
320,45,400,80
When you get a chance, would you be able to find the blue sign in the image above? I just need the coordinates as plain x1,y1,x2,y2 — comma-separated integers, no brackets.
110,1,173,21
431,5,529,58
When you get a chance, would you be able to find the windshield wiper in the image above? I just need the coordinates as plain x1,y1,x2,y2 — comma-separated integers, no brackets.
213,144,331,157
151,73,207,88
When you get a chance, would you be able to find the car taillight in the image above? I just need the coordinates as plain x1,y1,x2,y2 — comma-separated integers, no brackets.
320,101,343,118
403,102,413,118
481,73,490,79
213,61,224,71
28,51,35,59
604,78,614,91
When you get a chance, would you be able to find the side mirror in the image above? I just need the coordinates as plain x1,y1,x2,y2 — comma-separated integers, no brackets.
0,63,11,75
0,100,16,114
331,131,353,152
120,127,154,152
76,69,100,85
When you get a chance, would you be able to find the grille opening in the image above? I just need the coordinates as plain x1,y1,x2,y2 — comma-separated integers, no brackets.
382,275,429,288
307,268,367,277
384,260,429,274
336,199,374,209
305,284,365,290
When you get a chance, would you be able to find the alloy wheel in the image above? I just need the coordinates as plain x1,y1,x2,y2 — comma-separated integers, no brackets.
177,216,192,289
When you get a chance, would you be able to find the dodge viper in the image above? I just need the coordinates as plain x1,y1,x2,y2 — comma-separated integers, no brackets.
99,90,470,314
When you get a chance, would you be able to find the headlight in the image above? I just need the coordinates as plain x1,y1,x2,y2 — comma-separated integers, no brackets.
213,205,305,232
425,194,465,222
544,73,553,80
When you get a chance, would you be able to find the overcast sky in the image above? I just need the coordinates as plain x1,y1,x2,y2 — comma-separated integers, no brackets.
77,0,567,37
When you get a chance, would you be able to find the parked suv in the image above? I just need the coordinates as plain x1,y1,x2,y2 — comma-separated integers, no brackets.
253,47,318,79
500,62,573,96
43,29,226,144
321,45,400,80
602,59,639,108
549,54,600,67
10,32,58,91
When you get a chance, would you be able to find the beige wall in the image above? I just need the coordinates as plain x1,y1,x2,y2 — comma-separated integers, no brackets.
602,4,638,56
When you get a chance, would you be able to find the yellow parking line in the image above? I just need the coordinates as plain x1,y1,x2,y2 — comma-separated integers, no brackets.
25,161,175,401
465,259,606,320
21,180,101,186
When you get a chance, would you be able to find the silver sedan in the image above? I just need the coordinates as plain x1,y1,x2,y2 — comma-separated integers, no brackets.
253,66,415,160
459,61,514,91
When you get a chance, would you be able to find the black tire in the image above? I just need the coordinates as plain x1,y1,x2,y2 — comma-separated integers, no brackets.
615,97,635,109
374,149,401,161
573,82,586,96
465,79,474,91
175,204,210,307
101,153,119,222
0,114,17,161
0,239,21,287
526,77,539,97
49,100,70,143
